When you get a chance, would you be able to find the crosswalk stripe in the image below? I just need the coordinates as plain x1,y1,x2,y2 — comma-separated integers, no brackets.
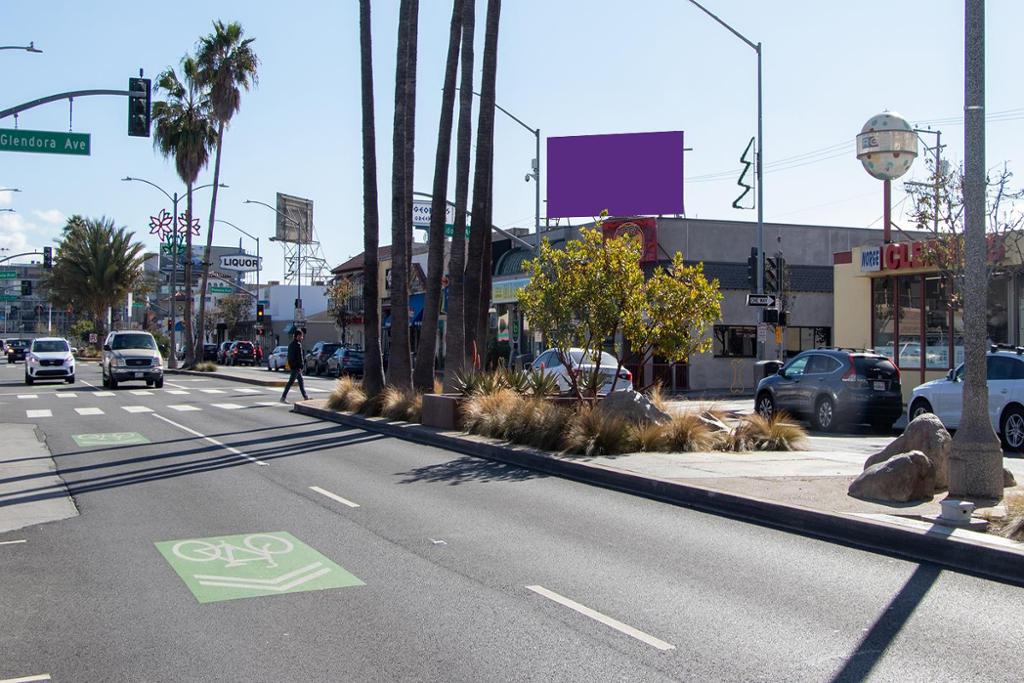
168,404,201,412
167,390,190,395
75,407,104,416
236,388,263,394
56,393,77,398
307,388,328,393
122,406,153,414
130,390,154,396
200,389,226,394
17,394,37,399
212,403,244,410
91,391,115,397
26,409,52,418
256,401,289,407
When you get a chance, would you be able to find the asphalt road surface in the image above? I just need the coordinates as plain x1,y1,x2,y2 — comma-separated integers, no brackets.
1,361,1022,682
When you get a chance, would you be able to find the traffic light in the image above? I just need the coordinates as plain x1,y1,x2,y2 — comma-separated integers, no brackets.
42,246,52,269
256,303,265,324
166,318,173,332
746,247,758,292
128,77,151,137
21,280,31,296
763,256,778,294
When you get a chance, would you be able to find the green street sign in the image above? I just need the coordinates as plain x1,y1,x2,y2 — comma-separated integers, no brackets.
209,284,234,294
155,531,364,603
443,224,470,239
72,432,151,448
0,294,17,302
0,128,90,156
0,270,16,279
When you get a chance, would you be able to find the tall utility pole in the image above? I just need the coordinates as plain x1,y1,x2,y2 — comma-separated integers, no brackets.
949,0,1004,501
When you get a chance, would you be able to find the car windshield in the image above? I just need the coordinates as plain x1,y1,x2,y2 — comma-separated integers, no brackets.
236,342,254,350
567,350,618,367
274,346,287,353
853,356,898,380
32,340,69,353
322,343,341,354
9,340,28,348
111,334,157,350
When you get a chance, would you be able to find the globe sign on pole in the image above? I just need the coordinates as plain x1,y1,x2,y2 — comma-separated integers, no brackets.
856,111,918,244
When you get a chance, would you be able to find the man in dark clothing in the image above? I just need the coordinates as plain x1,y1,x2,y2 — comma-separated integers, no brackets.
280,330,309,403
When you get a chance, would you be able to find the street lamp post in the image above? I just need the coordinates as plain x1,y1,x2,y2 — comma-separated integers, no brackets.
214,219,261,300
122,177,226,367
0,42,42,53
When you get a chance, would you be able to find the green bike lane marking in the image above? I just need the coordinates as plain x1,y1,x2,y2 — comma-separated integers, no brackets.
72,432,151,448
155,531,364,603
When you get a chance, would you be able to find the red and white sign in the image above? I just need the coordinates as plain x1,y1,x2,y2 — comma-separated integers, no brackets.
601,217,658,263
878,235,1005,271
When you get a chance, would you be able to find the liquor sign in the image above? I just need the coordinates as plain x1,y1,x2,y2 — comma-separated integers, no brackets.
218,254,261,272
0,128,90,156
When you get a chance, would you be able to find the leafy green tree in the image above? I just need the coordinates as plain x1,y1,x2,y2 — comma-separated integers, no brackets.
45,216,146,337
215,294,250,338
521,220,722,399
153,54,217,367
195,20,260,350
326,277,356,344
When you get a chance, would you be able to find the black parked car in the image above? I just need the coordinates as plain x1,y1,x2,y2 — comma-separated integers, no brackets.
227,340,256,366
304,341,342,375
325,347,364,378
202,343,219,362
754,348,902,433
6,338,30,363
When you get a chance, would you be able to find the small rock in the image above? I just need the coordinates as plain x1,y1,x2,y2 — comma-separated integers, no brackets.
598,389,672,425
1005,467,1017,488
849,450,936,503
865,413,951,491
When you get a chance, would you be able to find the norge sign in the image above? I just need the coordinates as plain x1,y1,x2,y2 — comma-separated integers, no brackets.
219,254,262,272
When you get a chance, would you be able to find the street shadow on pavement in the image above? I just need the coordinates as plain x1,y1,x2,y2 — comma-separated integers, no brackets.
397,455,548,487
0,426,387,508
828,563,942,682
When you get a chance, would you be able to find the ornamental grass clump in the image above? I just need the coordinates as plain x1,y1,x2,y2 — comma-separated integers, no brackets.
379,386,422,422
661,412,719,452
727,412,806,452
327,376,367,412
563,406,636,457
988,490,1024,541
195,361,217,372
461,389,524,439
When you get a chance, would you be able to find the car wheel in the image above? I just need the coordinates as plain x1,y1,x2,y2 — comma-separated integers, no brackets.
102,371,110,388
908,398,933,422
146,380,154,387
755,392,775,421
812,396,837,432
24,373,33,386
66,375,75,384
110,376,119,390
154,378,164,389
1000,406,1024,452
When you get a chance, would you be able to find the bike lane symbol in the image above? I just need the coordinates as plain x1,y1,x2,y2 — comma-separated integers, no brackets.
155,531,363,603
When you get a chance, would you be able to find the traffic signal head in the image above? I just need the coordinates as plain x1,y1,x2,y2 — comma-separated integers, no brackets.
746,247,758,293
128,77,152,137
763,257,778,294
166,318,173,332
21,280,31,296
256,303,265,324
42,246,53,269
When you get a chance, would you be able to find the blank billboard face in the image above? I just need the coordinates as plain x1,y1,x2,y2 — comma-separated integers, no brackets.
547,131,684,218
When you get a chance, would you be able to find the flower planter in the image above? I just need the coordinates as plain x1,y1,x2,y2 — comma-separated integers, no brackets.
421,393,467,430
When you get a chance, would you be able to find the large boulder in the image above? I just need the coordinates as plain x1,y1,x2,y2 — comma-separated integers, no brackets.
598,390,672,425
849,450,936,503
865,413,951,490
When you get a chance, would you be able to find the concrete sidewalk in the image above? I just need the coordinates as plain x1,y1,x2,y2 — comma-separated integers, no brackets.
294,399,1024,585
0,423,78,534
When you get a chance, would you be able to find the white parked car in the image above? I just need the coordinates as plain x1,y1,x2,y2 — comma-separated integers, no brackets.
531,347,633,394
909,347,1024,450
267,345,289,371
25,337,75,385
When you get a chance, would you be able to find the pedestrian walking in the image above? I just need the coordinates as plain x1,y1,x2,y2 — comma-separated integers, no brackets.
280,329,309,403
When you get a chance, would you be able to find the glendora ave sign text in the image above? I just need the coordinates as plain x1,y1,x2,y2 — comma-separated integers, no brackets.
0,128,91,156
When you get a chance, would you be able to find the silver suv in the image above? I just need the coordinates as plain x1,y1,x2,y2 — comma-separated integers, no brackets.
102,331,164,389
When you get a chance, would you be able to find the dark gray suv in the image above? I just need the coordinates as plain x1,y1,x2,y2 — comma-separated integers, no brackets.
755,349,902,432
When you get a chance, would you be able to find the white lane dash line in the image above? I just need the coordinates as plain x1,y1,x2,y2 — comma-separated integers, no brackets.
0,674,52,683
166,390,190,395
122,405,153,414
525,585,675,651
310,486,360,508
56,393,77,399
152,414,268,466
200,389,226,394
0,539,28,546
211,403,244,410
74,407,104,416
17,394,37,399
167,404,201,412
26,409,51,419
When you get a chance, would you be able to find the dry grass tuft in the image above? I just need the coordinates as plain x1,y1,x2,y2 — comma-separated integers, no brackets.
630,421,668,452
727,412,806,451
990,491,1024,541
327,376,367,412
563,407,636,457
194,361,217,372
379,386,422,422
461,389,523,439
647,383,669,413
662,412,719,452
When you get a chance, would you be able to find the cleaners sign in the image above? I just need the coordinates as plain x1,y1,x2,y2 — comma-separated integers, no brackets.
219,254,261,272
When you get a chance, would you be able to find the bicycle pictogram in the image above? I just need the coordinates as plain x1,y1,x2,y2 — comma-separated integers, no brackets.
171,534,295,569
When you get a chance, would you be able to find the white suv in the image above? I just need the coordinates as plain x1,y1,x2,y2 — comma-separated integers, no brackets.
102,331,164,389
909,346,1024,450
25,337,75,385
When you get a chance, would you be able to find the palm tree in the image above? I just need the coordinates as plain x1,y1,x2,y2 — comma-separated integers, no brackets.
45,216,147,336
360,0,386,397
414,0,464,392
195,20,259,349
464,0,502,361
152,55,216,366
442,0,475,391
386,0,420,390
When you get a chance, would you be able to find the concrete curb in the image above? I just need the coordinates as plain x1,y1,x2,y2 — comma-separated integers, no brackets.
294,400,1024,587
166,368,286,388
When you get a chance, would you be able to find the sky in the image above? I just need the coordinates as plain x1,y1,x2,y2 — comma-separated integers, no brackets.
2,0,1023,283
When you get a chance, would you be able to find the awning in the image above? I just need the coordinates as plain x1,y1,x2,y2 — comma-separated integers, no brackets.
383,292,425,328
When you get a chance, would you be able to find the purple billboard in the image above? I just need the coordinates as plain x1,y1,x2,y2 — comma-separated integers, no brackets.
547,131,684,218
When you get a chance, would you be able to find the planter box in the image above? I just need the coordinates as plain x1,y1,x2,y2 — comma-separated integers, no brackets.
421,393,465,430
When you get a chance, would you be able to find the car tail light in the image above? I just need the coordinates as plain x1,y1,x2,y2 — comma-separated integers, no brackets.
619,368,632,381
842,355,858,383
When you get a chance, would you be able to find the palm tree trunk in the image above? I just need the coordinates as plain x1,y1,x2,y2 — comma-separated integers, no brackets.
442,0,475,391
385,0,419,391
183,185,196,366
360,0,385,397
464,0,502,366
198,122,225,349
414,0,463,392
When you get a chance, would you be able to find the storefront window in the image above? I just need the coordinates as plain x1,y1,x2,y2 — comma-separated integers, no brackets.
872,277,895,360
897,276,922,369
713,325,756,358
988,276,1009,344
924,275,950,369
953,307,965,367
784,326,831,359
